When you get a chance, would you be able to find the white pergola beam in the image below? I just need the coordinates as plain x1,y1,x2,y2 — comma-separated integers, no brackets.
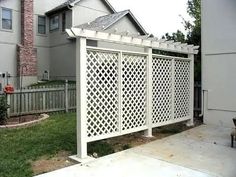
66,28,199,54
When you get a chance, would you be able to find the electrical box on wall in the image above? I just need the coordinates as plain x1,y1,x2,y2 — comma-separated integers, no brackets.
0,72,11,90
42,70,50,81
0,73,6,78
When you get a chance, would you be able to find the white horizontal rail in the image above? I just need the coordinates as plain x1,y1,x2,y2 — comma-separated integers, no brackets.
152,54,191,61
67,28,199,54
87,46,148,56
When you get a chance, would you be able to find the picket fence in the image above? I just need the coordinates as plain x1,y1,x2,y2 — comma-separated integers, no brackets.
7,82,76,116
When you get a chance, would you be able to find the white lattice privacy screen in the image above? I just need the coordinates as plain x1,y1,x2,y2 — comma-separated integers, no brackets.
69,28,198,158
85,48,192,142
86,50,119,137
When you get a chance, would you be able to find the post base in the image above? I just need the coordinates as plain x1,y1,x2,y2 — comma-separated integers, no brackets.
185,119,194,127
69,155,95,164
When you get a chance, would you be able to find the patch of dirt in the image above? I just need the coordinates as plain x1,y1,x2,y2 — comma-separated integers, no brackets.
31,120,202,175
105,121,200,152
6,115,41,125
31,151,76,175
105,131,173,152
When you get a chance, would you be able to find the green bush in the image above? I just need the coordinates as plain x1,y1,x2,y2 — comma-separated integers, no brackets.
122,144,131,150
0,95,8,125
88,141,114,157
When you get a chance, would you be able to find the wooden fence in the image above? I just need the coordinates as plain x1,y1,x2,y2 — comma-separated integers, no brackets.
1,81,201,117
7,82,76,117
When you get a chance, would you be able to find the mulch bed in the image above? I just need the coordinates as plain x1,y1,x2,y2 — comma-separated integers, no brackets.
6,115,40,125
0,114,49,128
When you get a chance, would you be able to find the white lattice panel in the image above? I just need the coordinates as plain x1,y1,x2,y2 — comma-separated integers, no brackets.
152,57,173,125
86,49,119,137
121,53,147,131
174,59,191,119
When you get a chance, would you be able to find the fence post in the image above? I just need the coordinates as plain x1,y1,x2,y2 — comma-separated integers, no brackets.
76,37,87,159
144,47,153,137
187,54,194,126
65,80,69,113
43,90,46,111
6,94,10,117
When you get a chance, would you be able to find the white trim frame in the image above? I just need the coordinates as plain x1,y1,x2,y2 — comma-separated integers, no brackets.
66,28,199,55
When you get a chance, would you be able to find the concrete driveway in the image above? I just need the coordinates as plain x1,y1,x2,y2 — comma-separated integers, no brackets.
35,125,236,177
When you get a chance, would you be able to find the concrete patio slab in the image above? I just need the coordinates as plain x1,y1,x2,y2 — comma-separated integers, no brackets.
35,125,236,177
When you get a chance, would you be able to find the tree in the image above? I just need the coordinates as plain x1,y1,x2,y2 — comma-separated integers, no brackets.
162,0,201,81
185,0,201,81
162,30,186,43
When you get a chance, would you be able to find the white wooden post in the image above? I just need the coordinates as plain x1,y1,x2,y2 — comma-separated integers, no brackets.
144,47,153,137
76,37,88,159
187,54,194,126
118,52,122,133
171,59,175,122
65,80,69,113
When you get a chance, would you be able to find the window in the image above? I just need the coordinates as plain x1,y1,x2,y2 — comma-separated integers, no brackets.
38,16,46,34
49,15,59,31
62,12,66,32
2,8,12,30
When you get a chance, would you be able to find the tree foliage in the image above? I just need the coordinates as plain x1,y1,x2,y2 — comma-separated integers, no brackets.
162,30,186,43
162,0,201,81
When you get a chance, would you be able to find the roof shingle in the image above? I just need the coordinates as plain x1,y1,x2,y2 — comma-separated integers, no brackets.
77,10,129,31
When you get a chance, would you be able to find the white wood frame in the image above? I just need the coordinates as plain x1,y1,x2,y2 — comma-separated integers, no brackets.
67,28,199,54
71,28,198,159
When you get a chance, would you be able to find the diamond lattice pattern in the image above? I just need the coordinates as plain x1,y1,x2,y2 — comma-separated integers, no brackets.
86,50,119,137
174,59,191,119
152,57,173,125
121,54,147,131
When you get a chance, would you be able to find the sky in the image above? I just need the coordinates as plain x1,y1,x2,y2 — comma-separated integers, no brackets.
108,0,193,38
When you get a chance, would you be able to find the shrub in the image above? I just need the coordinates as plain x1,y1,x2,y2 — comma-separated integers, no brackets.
0,95,9,125
122,144,131,150
88,141,114,157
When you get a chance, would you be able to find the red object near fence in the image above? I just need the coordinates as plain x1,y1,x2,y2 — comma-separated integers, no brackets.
4,84,14,94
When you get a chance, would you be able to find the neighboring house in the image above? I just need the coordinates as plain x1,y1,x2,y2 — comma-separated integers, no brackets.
0,0,147,88
202,0,236,127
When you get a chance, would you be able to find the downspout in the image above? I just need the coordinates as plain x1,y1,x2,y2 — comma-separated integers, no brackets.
67,4,75,27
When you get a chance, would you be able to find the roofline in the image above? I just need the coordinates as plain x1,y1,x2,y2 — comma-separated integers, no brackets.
71,0,116,13
45,6,69,16
46,0,116,16
102,0,116,13
104,10,148,35
126,10,148,35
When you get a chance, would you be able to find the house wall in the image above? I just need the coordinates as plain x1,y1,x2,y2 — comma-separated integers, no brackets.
0,0,146,87
49,0,113,79
0,0,68,86
202,0,236,127
98,16,145,52
72,0,112,27
106,16,140,35
34,0,68,79
0,0,21,81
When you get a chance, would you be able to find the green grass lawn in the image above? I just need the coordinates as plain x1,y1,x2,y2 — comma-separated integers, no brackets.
0,112,190,177
0,113,114,177
0,113,77,177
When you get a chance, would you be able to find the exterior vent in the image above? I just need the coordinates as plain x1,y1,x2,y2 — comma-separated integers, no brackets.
42,70,49,81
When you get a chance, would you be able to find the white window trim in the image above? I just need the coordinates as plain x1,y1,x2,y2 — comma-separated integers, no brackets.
0,7,13,32
37,15,47,36
49,14,59,32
